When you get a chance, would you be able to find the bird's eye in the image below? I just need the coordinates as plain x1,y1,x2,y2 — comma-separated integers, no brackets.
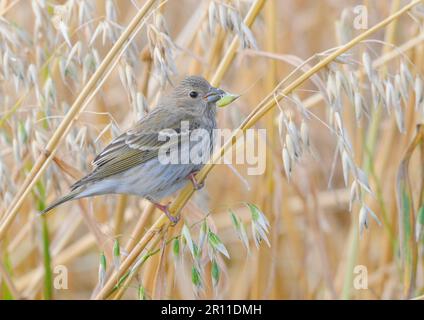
189,91,198,98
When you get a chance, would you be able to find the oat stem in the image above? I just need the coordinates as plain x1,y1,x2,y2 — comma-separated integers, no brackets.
172,0,423,223
93,0,266,299
0,258,19,299
94,0,422,300
41,216,53,300
0,0,157,241
111,233,163,300
210,0,266,86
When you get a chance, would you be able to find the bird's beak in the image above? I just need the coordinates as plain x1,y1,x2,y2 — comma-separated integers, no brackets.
204,87,240,107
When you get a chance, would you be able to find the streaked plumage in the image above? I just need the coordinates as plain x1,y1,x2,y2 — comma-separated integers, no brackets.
42,76,227,222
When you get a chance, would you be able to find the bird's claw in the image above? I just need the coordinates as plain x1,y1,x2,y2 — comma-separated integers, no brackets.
187,172,204,190
153,202,180,225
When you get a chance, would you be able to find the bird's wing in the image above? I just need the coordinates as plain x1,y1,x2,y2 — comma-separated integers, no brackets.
71,108,199,189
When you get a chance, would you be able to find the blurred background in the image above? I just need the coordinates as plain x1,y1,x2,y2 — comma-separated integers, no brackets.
0,0,423,299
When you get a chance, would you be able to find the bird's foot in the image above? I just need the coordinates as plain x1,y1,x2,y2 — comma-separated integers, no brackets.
153,202,180,225
187,171,204,190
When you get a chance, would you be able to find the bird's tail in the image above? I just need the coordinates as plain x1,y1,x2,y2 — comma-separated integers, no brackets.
40,190,80,215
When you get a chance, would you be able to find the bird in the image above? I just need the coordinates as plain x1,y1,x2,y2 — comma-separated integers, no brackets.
41,76,233,223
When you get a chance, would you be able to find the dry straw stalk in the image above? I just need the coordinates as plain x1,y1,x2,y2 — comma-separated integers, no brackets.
0,0,157,240
94,0,266,300
170,0,424,230
95,0,423,299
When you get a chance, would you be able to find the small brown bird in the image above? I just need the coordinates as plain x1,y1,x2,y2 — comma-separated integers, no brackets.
41,76,236,223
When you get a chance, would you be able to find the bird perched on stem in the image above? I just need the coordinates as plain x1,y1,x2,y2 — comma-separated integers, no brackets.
41,76,238,223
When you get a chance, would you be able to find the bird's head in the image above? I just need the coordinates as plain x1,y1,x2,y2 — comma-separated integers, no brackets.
170,76,239,110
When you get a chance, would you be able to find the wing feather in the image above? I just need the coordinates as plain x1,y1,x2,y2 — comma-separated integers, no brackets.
71,107,200,190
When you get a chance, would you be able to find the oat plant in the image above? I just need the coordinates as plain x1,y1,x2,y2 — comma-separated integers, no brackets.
0,0,424,300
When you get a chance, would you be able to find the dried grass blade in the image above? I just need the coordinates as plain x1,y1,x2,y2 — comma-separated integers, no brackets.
395,125,424,298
